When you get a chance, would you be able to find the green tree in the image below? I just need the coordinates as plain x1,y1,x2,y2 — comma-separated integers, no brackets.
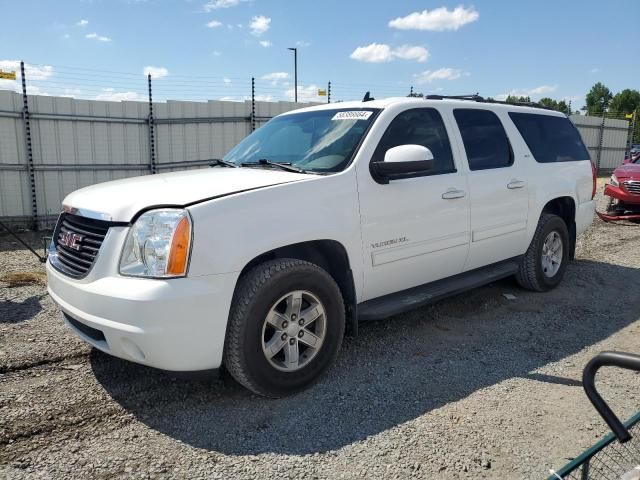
584,82,612,115
538,97,571,115
505,95,531,103
609,89,640,115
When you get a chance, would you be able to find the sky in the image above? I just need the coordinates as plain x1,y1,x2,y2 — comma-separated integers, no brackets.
0,0,638,108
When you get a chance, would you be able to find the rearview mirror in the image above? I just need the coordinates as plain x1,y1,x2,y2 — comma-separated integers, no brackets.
371,145,434,183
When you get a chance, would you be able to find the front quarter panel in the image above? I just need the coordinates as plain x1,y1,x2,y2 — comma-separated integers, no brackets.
186,171,364,296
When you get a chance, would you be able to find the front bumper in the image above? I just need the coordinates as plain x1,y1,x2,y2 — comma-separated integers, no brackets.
603,184,640,205
46,239,238,371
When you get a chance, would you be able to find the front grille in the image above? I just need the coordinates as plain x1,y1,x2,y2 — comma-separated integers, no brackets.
623,180,640,195
51,213,113,278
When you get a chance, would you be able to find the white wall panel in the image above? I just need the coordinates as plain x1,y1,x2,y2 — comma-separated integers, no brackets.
0,91,311,224
4,91,629,225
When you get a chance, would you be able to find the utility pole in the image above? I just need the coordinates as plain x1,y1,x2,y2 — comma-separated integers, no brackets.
288,47,297,103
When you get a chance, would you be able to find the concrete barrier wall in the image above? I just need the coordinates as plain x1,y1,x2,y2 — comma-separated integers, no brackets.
0,90,313,227
0,88,630,228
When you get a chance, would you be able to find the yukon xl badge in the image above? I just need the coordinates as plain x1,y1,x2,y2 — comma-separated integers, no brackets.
59,231,83,251
371,237,408,249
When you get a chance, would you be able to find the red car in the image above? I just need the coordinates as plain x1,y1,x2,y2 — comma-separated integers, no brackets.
600,152,640,222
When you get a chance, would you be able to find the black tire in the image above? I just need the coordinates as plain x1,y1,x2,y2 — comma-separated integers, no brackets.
223,258,345,397
516,214,570,292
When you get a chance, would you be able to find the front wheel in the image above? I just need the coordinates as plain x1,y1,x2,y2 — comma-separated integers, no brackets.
516,214,570,292
223,259,345,397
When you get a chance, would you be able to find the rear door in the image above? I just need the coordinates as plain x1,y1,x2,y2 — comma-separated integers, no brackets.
451,108,530,271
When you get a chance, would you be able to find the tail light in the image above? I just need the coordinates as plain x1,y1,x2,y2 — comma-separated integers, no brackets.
591,162,597,199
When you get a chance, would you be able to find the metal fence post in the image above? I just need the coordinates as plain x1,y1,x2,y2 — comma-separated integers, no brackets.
628,110,637,151
147,74,157,174
327,81,331,104
20,61,38,230
251,77,256,132
596,110,606,173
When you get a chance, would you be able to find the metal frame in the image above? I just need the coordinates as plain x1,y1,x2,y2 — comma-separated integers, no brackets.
548,352,640,480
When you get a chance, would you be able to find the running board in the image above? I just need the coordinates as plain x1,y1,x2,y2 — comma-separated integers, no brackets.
358,257,521,321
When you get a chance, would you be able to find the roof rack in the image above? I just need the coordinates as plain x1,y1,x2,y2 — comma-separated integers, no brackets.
424,94,555,111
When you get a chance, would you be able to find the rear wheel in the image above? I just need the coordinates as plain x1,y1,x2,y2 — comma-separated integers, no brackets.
516,214,570,292
223,259,345,397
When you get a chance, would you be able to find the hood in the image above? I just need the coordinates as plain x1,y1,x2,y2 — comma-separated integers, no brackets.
63,167,308,222
614,163,640,180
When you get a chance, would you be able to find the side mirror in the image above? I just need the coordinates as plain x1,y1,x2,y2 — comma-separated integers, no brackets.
371,145,434,183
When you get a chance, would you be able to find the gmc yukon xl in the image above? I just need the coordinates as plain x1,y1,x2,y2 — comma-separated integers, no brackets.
47,96,596,397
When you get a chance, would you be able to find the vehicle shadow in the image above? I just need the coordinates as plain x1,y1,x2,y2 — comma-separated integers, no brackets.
0,294,44,323
92,259,640,456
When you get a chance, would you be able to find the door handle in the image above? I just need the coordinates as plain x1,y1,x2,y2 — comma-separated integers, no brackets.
442,189,466,200
507,180,526,189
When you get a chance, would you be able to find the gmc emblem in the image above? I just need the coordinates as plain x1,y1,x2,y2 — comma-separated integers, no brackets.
59,231,83,251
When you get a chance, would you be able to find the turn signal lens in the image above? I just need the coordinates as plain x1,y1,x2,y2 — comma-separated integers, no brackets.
167,216,192,276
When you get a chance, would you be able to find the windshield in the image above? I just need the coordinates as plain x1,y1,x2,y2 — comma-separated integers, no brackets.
223,108,379,173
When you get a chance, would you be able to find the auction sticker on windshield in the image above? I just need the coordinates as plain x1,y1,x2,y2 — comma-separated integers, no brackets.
331,111,373,121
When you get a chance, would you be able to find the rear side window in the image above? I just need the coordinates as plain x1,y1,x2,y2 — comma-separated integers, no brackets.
373,108,455,174
509,112,590,163
453,109,513,171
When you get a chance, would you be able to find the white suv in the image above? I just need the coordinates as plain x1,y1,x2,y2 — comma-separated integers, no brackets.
47,96,596,397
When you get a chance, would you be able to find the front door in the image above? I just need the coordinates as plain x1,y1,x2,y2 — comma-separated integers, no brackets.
357,107,471,301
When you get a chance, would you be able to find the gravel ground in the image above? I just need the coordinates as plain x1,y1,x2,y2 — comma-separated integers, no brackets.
1,181,639,479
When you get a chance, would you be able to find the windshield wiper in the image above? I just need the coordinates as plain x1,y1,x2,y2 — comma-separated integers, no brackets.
241,159,307,174
209,158,238,168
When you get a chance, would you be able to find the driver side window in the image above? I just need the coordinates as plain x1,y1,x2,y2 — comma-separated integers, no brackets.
373,108,456,174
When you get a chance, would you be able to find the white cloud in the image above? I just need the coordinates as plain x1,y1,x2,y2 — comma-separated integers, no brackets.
350,43,393,63
143,66,168,78
202,0,248,12
86,32,112,42
63,33,71,39
285,85,324,103
392,45,429,63
350,43,429,63
259,40,272,47
223,77,232,86
261,71,289,85
203,0,247,10
389,6,479,31
60,88,83,98
0,60,54,81
206,20,223,28
212,50,222,56
495,84,558,100
590,67,600,74
95,88,143,101
250,15,271,36
296,40,311,47
414,67,463,84
77,19,89,27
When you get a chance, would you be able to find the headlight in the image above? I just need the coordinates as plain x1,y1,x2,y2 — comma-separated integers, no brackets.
119,209,192,278
610,174,619,187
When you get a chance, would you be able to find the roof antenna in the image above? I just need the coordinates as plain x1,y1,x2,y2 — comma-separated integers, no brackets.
363,91,374,102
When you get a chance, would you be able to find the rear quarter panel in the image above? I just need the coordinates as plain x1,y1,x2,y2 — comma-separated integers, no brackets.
525,160,594,240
